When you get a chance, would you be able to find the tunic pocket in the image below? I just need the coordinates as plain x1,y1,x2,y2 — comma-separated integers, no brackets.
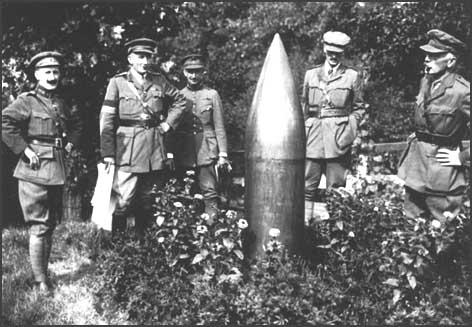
30,143,55,159
205,136,219,159
334,115,357,150
116,127,135,166
308,85,322,106
327,88,350,108
30,111,54,135
424,105,460,135
305,118,315,136
198,99,213,124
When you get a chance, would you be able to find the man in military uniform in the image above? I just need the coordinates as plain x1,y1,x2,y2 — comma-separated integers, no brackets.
302,31,366,222
398,29,470,221
100,38,187,237
168,54,230,222
2,51,82,293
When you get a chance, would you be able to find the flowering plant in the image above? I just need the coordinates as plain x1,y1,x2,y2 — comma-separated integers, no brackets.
95,175,247,323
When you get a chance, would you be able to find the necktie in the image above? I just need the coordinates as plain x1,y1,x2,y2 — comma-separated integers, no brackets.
327,68,333,78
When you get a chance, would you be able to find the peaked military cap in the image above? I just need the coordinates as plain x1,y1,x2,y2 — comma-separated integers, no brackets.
420,29,466,54
181,54,206,69
125,38,158,54
323,31,351,53
29,51,64,69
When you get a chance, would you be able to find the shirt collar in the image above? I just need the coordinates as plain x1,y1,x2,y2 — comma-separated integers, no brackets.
431,71,450,89
35,85,55,98
324,61,340,76
129,68,146,86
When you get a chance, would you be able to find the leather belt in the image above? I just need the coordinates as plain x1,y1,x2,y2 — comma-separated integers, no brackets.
119,118,160,129
308,108,349,118
415,131,459,147
29,136,63,148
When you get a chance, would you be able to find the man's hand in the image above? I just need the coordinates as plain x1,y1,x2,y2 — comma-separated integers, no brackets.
24,147,39,170
436,147,461,166
158,122,171,134
64,142,73,153
165,153,175,171
216,156,232,172
103,156,115,173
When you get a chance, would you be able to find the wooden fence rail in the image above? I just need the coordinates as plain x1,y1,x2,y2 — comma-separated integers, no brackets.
228,140,470,156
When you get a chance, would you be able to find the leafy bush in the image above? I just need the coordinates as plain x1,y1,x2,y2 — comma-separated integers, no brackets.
94,173,470,324
94,173,247,324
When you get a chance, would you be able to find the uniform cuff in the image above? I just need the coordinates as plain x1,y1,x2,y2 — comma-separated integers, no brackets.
219,152,228,157
161,121,172,132
167,153,174,159
459,149,470,165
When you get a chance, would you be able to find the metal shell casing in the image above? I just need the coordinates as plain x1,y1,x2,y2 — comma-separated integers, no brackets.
244,33,306,257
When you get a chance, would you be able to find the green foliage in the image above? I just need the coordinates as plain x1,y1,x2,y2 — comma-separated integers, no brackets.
94,175,247,324
3,2,470,151
94,174,470,324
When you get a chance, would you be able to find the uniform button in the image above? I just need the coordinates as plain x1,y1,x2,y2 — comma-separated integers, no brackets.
193,131,197,135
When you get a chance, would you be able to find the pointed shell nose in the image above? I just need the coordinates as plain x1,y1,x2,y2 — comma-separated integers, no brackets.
244,33,305,258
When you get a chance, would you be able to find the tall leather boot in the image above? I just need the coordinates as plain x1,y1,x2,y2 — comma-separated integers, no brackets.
29,235,51,294
204,198,218,225
305,200,314,225
134,211,147,242
44,234,52,282
112,213,127,239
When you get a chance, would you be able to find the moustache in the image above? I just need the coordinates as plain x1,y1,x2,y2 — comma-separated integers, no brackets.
47,80,58,85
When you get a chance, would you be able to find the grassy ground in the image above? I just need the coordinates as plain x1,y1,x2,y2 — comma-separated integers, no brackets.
1,221,130,325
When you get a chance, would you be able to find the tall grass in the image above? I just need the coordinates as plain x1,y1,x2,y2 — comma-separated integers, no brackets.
1,221,130,325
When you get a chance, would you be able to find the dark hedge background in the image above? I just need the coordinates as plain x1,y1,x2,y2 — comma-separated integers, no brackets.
2,2,471,225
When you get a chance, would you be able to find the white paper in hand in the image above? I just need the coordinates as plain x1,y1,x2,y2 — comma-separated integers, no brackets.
91,163,116,231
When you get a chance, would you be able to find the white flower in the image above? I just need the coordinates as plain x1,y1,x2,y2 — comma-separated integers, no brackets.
443,211,454,220
160,60,175,73
226,210,237,219
74,52,83,65
266,240,282,252
348,231,355,238
185,170,195,176
268,228,280,238
200,213,210,221
157,237,165,243
155,215,165,226
111,25,125,40
8,58,17,67
372,155,383,163
237,219,248,230
196,225,208,234
194,193,204,200
173,202,183,208
431,220,441,229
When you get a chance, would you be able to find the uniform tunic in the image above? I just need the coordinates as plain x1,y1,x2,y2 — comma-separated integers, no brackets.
99,69,187,219
302,63,366,159
2,87,82,234
302,62,366,198
171,86,228,168
168,85,228,201
398,72,470,197
100,70,187,173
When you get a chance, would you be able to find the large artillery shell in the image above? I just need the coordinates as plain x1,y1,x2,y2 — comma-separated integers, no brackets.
244,33,306,257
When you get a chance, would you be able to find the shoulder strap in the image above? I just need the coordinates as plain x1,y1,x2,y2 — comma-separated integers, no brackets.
125,80,155,115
